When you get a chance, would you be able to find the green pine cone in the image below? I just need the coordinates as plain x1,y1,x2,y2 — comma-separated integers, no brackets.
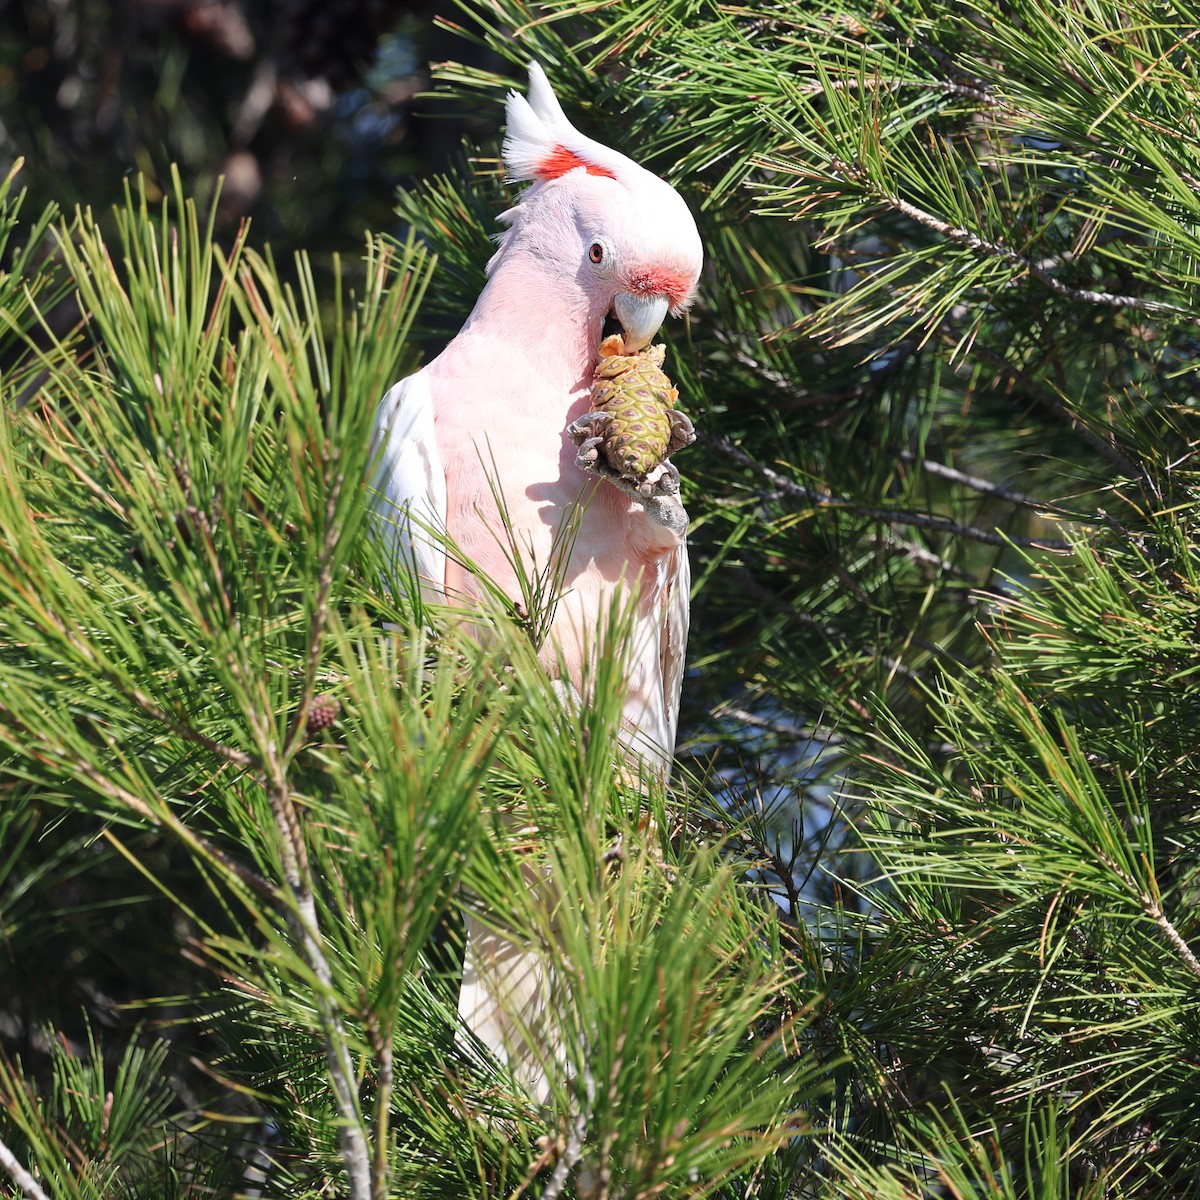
601,387,674,476
590,336,679,479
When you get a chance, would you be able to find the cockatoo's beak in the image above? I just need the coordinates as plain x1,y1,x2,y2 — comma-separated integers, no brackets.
612,292,670,353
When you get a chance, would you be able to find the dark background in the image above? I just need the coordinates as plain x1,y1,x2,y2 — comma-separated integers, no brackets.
0,0,496,254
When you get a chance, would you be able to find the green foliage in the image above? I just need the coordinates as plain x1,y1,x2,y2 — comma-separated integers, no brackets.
0,164,811,1198
9,0,1200,1195
0,1024,226,1200
414,1,1200,1194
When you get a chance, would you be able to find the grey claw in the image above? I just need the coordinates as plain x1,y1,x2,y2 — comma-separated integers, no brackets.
574,437,603,470
638,461,680,497
567,411,613,445
667,410,696,456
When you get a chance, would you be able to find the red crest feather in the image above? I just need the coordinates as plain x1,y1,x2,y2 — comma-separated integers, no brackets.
536,145,617,181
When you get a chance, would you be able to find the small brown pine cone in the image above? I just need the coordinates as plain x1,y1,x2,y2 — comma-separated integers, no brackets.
306,694,341,735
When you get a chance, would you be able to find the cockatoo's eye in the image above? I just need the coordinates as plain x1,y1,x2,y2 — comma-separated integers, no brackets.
588,242,605,264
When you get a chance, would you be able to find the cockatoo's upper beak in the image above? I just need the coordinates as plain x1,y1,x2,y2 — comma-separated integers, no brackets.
612,292,670,353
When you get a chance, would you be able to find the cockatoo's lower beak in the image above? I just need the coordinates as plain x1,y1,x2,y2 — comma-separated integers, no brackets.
611,292,670,353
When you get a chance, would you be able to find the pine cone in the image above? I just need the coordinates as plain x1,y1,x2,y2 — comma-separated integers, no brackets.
589,334,684,479
305,694,341,735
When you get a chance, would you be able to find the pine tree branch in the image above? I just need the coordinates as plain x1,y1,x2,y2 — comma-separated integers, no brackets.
1141,893,1200,985
0,1136,50,1200
541,1118,586,1200
868,181,1190,320
543,1064,594,1200
1090,846,1200,984
371,1044,394,1200
246,465,373,1199
703,326,828,409
263,759,370,1194
800,76,996,106
703,433,1070,549
898,451,1094,522
261,761,373,1200
5,559,259,777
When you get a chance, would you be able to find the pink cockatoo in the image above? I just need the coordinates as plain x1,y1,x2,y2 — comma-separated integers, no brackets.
372,63,703,1099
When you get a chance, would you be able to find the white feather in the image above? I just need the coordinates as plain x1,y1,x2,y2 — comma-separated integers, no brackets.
524,61,568,126
619,540,690,769
370,370,447,597
501,84,559,182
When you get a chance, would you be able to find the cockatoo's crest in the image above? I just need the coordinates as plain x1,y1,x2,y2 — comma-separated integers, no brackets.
503,62,633,183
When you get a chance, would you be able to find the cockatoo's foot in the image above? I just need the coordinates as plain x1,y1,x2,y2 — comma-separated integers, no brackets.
569,409,681,495
572,448,688,538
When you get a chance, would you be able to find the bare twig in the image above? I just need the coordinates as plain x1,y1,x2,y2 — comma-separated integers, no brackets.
544,1059,598,1200
705,326,823,408
703,322,913,411
1093,845,1200,984
371,1042,395,1200
0,1135,51,1200
1142,893,1200,985
541,1109,587,1200
804,76,995,105
263,766,372,1199
230,59,278,148
362,997,395,1200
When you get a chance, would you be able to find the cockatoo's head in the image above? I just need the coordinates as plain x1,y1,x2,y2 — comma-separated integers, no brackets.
493,63,703,354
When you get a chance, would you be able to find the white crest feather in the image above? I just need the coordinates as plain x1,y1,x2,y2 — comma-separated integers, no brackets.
502,65,561,182
502,62,642,183
524,61,570,128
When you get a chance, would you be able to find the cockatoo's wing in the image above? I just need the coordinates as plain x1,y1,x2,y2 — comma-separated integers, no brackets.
620,537,691,772
371,370,447,596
